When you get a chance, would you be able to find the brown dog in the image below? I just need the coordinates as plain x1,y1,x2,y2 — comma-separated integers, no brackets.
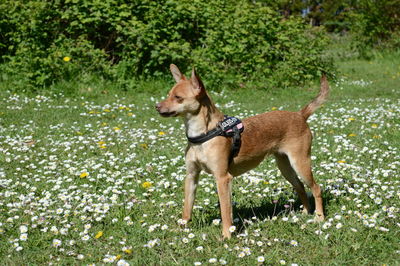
156,64,328,239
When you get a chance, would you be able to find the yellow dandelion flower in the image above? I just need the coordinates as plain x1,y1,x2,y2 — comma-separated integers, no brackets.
373,135,381,139
348,133,357,137
99,145,106,149
104,109,111,113
127,112,133,117
271,107,277,110
348,117,355,121
63,56,71,62
101,122,107,126
124,249,132,254
80,172,88,178
371,124,378,128
116,255,122,260
95,231,103,239
338,160,346,164
142,181,152,189
263,181,269,185
140,143,148,149
98,141,105,145
158,131,165,136
113,127,121,131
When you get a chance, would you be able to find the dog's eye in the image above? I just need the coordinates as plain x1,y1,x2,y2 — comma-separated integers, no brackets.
174,95,183,100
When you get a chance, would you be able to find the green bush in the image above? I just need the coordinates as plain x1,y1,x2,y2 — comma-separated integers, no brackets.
349,0,400,53
186,2,332,88
0,0,333,90
255,0,400,56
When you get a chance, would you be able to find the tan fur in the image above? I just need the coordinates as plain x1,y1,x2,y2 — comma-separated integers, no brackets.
156,64,329,239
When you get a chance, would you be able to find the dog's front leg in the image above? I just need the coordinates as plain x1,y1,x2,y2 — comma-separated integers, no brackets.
182,161,200,223
216,173,234,239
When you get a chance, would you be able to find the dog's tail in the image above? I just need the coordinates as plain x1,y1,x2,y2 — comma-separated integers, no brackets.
299,74,329,120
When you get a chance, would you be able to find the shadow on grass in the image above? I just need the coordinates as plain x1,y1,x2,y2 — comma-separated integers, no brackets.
192,190,335,232
233,191,335,232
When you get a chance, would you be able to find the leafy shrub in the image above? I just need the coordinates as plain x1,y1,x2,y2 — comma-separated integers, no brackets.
0,0,333,90
187,2,332,88
254,0,400,56
349,0,400,53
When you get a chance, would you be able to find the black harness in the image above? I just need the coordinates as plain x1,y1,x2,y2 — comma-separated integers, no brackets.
186,115,244,163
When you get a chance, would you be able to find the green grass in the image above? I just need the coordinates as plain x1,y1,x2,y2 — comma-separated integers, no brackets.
0,50,399,265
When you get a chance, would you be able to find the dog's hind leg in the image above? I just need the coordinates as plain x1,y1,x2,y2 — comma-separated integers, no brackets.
274,153,311,214
286,150,325,221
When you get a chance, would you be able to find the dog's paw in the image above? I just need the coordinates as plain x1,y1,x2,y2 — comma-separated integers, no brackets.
221,233,232,241
314,213,325,222
177,218,189,228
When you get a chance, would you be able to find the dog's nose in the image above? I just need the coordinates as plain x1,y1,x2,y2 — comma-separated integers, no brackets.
155,103,161,111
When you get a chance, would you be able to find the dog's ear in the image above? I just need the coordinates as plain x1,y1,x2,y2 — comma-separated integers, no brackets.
191,67,205,95
170,64,185,83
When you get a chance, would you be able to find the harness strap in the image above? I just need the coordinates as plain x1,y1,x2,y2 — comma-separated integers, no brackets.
186,127,223,144
186,115,244,164
230,125,242,163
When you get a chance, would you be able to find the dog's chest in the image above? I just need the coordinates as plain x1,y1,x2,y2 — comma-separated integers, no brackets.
186,145,214,174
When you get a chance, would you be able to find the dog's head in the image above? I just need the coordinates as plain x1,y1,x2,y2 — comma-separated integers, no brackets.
156,64,206,117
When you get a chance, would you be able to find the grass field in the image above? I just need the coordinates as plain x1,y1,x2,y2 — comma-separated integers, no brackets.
0,51,399,265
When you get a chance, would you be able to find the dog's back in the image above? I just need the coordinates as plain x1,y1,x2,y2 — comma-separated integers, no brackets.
230,75,329,176
230,110,311,176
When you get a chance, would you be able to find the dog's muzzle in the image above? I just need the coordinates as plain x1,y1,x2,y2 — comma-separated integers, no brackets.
155,103,177,117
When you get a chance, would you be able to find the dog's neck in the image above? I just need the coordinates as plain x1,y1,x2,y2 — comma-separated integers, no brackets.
184,93,224,138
